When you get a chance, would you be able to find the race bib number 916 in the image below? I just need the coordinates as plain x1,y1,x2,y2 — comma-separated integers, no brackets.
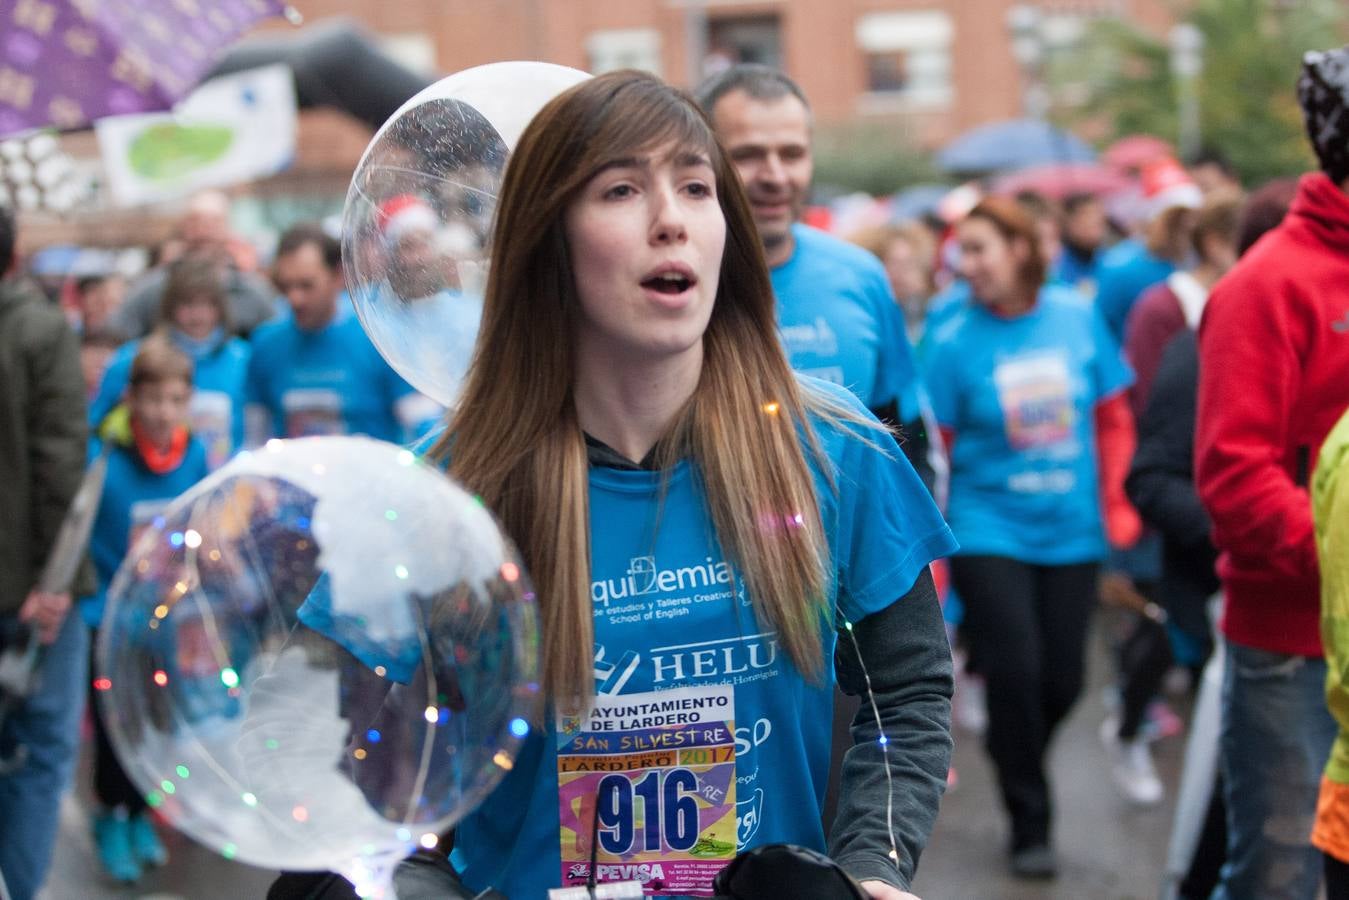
556,684,738,895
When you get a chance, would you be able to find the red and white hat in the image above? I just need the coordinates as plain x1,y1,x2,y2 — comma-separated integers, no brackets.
1140,158,1203,218
376,194,439,247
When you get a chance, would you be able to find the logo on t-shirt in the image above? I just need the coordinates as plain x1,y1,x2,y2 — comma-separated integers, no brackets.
779,316,839,357
736,788,764,845
591,555,736,608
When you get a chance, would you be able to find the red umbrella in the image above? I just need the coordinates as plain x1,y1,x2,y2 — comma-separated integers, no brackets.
992,163,1134,200
1103,135,1175,174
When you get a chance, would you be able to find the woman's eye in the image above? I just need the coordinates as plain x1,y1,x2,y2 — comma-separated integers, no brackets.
686,182,712,198
603,184,634,200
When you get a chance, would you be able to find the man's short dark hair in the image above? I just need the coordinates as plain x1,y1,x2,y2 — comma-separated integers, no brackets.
276,223,341,272
0,205,14,277
694,64,810,118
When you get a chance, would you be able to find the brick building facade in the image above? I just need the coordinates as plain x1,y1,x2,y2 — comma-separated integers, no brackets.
18,0,1173,252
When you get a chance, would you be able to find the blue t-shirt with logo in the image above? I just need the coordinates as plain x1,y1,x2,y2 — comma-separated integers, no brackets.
82,437,211,627
90,336,250,471
1093,238,1176,343
245,313,416,443
922,285,1133,565
451,380,957,898
771,224,922,421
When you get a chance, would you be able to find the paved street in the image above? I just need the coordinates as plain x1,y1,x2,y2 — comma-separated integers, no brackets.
40,616,1186,899
913,619,1187,899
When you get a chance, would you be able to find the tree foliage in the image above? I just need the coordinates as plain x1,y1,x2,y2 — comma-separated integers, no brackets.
1060,0,1346,185
811,120,944,198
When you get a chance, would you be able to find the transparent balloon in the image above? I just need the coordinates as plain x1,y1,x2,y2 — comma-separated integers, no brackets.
96,436,541,897
342,61,590,407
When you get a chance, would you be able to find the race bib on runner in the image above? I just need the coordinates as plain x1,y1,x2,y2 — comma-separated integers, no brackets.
556,684,738,896
993,351,1075,450
282,389,346,438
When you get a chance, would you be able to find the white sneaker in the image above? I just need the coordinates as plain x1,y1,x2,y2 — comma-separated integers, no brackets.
1101,722,1164,806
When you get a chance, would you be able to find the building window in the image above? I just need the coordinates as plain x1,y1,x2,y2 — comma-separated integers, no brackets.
854,10,954,107
703,15,782,79
586,29,662,76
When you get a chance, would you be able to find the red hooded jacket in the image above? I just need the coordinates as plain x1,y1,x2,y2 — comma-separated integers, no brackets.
1196,172,1349,656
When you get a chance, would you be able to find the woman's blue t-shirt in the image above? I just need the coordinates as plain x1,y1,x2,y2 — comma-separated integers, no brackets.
450,380,957,898
922,286,1133,565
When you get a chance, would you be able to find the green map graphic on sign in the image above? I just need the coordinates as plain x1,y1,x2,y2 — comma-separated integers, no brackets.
127,123,234,182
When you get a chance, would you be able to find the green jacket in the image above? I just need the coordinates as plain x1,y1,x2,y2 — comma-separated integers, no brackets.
1316,406,1349,785
0,277,93,616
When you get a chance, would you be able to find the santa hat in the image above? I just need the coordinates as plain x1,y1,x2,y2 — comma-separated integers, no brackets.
1140,158,1202,218
377,194,438,246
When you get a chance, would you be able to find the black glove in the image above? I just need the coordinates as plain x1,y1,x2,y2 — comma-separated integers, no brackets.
712,844,870,900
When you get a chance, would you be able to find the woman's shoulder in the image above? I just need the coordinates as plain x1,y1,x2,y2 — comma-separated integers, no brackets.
799,375,875,426
797,376,894,466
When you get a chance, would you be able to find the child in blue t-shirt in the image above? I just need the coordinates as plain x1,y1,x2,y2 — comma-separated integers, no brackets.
418,71,957,900
89,256,250,471
922,197,1135,877
84,337,211,885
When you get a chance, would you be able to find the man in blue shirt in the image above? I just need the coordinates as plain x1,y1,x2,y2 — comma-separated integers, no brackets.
696,66,940,497
697,68,946,854
246,224,439,446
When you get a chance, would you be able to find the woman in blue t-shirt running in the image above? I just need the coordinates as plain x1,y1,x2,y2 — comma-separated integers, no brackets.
921,197,1136,879
419,71,959,899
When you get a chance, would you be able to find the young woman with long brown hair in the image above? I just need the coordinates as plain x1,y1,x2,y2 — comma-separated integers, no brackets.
428,71,957,899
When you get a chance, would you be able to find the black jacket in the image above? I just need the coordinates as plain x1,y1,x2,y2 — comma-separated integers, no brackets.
1125,331,1219,644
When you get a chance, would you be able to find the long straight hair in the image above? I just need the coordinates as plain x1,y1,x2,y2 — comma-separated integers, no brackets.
432,71,845,711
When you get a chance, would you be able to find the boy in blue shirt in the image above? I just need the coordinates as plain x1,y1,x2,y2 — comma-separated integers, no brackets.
85,337,211,884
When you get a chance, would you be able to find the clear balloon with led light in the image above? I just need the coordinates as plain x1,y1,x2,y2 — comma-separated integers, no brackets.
95,436,541,897
342,61,590,408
